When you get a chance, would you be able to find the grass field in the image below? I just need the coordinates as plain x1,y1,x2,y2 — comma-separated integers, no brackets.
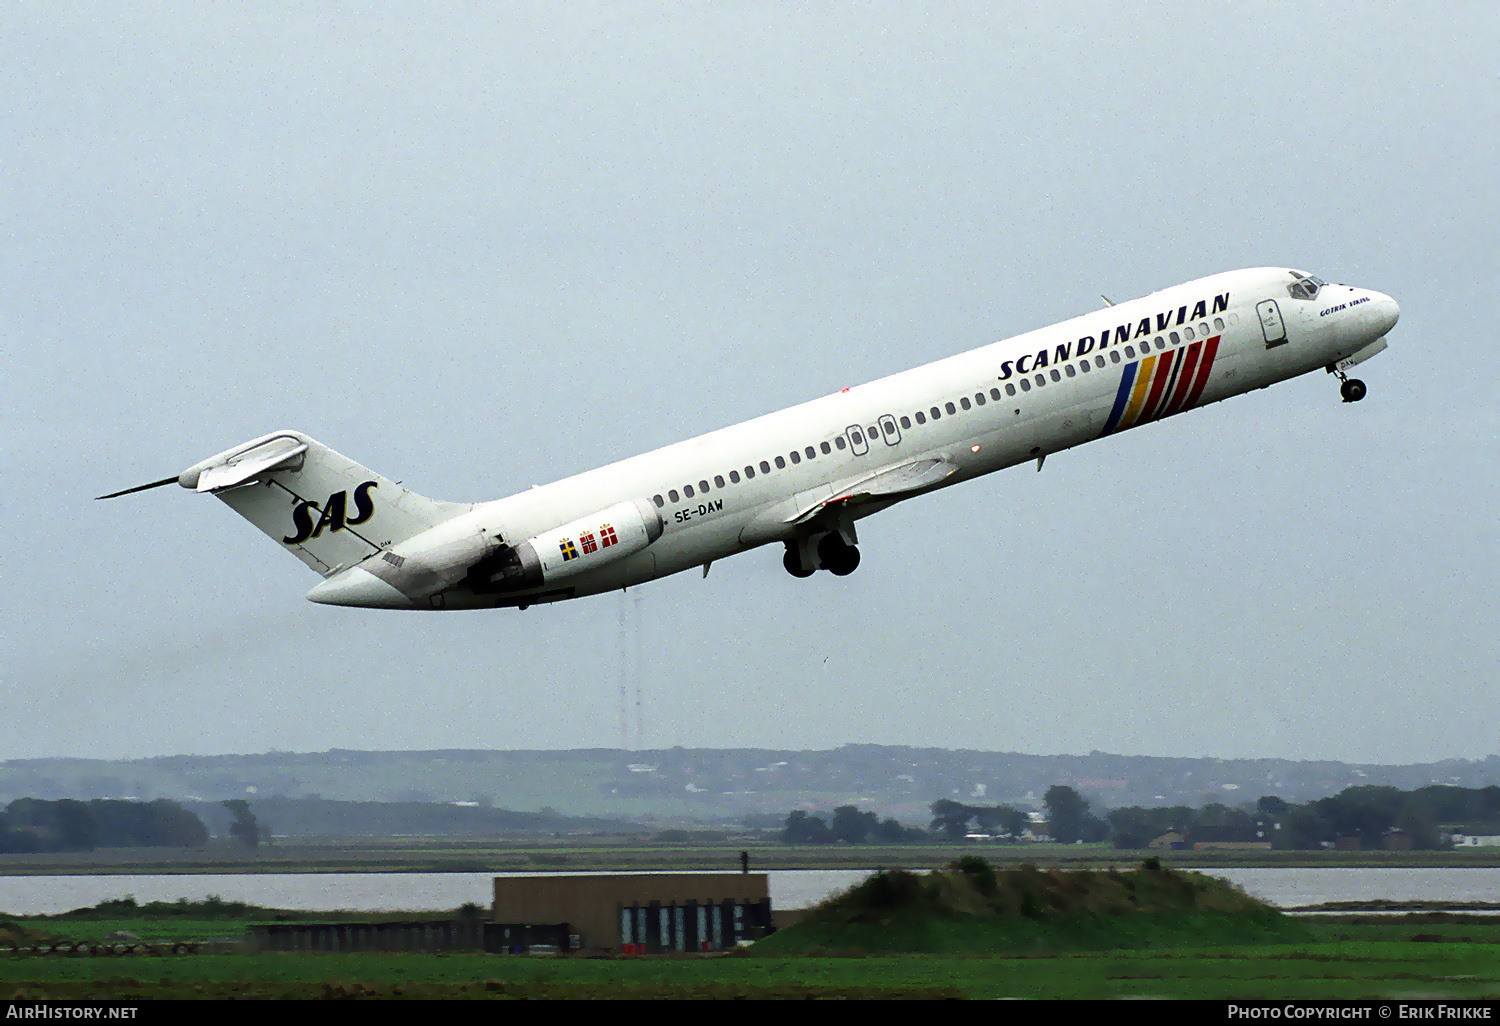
5,860,1498,999
1,933,1497,1000
4,884,1499,999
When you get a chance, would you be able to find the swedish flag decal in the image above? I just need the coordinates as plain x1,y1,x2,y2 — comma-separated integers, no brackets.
559,538,580,561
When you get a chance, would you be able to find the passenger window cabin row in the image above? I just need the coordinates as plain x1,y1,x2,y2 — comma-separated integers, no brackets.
652,315,1235,509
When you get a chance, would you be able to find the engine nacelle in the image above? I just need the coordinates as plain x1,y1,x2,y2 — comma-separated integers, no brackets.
366,507,503,598
465,499,664,594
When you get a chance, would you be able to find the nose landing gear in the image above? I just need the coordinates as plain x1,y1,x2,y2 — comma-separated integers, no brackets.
1329,362,1368,403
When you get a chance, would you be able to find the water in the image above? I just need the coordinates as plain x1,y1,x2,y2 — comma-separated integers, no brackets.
0,874,496,917
0,867,1495,917
1211,867,1500,909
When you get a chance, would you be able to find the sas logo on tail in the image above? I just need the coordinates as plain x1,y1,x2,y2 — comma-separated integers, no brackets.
282,481,378,545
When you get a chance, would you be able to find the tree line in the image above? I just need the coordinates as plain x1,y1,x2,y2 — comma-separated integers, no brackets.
776,786,1103,845
775,784,1500,850
1108,784,1500,851
779,806,927,844
0,799,262,852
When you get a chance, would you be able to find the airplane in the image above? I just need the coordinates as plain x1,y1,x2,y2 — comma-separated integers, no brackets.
100,267,1398,610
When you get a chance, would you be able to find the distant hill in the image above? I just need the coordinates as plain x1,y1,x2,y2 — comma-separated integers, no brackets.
1,746,1495,824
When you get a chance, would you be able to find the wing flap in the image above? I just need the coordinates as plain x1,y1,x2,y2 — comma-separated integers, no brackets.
789,457,957,526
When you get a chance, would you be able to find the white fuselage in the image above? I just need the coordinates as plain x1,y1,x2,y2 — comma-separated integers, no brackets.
307,267,1398,609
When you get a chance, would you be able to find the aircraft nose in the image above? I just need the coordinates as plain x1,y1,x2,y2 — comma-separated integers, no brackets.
1370,292,1399,337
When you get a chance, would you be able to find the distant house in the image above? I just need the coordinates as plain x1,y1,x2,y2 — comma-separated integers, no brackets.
1450,828,1500,847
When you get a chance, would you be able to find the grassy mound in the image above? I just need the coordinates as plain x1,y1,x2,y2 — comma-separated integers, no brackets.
753,858,1314,955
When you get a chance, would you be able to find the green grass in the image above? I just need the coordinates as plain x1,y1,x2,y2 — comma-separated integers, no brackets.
8,919,236,944
756,908,1312,956
5,881,1498,999
3,906,1497,999
1306,915,1500,944
1,942,1497,1000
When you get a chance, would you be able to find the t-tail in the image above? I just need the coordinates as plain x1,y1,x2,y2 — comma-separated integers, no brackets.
98,430,470,580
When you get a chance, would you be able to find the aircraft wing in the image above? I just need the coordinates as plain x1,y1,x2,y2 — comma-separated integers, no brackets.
789,457,958,526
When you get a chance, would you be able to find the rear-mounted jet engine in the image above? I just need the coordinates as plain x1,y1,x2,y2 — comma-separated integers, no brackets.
464,499,664,594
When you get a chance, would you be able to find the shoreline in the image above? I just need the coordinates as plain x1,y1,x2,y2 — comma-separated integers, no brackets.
2,841,1499,876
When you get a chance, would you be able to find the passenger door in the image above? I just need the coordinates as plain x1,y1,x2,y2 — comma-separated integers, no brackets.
1257,299,1287,348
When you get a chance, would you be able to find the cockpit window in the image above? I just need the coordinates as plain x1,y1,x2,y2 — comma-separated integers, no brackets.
1287,270,1327,301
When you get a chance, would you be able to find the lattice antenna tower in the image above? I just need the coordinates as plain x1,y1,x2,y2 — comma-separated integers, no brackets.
633,589,644,752
618,590,630,751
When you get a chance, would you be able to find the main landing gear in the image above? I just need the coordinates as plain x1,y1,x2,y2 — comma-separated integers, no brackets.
783,533,861,578
818,533,861,576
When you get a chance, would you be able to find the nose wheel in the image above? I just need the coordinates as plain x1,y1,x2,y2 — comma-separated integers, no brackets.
1330,362,1368,403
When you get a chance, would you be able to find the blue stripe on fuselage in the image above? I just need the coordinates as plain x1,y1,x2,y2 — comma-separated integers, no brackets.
1100,361,1138,435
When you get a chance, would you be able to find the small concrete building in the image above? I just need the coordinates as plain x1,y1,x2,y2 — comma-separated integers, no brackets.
492,873,772,953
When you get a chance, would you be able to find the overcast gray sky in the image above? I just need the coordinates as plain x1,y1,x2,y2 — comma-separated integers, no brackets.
4,3,1495,767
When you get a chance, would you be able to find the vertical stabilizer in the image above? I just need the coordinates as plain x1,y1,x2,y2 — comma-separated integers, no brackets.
176,431,469,577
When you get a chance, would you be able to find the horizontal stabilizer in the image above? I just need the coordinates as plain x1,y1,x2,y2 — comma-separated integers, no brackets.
194,438,309,492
